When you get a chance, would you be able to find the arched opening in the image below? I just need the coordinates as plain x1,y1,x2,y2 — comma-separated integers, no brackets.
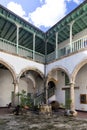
48,81,55,98
74,63,87,111
47,68,70,108
19,69,44,106
0,63,15,107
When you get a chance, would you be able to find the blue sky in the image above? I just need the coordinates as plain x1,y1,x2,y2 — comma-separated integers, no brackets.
0,0,84,32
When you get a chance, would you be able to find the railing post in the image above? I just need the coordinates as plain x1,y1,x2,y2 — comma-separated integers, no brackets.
69,21,74,53
33,33,36,60
15,23,21,54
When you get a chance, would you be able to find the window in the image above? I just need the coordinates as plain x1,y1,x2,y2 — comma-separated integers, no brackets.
80,94,87,104
65,74,69,85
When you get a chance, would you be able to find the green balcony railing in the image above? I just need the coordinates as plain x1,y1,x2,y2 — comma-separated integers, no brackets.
0,36,87,63
46,36,87,63
0,37,45,63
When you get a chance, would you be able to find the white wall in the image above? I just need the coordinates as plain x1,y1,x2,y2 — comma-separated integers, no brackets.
46,50,87,76
48,70,67,106
0,51,44,75
0,69,14,106
75,64,87,111
55,71,65,105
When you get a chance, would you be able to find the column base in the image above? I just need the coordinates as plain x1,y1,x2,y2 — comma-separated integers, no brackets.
64,109,77,117
40,104,52,115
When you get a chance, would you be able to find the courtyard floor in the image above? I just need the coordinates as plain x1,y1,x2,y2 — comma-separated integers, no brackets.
0,108,87,130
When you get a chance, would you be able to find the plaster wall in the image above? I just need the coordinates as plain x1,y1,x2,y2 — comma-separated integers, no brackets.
35,77,44,95
46,50,87,76
75,64,87,111
55,71,66,106
19,79,28,93
49,71,67,106
0,51,44,75
0,69,14,106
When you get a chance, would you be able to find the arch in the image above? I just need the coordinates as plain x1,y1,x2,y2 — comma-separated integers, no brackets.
18,67,44,88
47,65,70,82
72,58,87,82
0,58,16,81
46,78,58,87
18,66,44,79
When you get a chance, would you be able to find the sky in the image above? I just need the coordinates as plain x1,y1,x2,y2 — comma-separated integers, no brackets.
0,0,84,32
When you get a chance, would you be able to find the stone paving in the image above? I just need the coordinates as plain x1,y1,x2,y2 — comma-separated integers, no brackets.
0,109,87,130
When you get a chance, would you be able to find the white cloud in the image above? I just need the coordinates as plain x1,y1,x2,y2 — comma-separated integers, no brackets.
67,0,83,4
40,0,43,3
29,0,67,28
73,0,83,4
7,2,29,21
6,0,83,30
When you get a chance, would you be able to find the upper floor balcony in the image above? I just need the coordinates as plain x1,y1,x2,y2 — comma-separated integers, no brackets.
0,37,45,63
47,35,87,63
0,1,87,64
0,35,87,64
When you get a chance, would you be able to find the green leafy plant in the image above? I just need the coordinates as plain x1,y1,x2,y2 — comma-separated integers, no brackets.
17,90,32,108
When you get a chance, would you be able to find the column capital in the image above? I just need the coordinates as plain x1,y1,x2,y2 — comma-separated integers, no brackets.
69,82,75,85
15,22,21,28
13,77,19,85
68,20,75,27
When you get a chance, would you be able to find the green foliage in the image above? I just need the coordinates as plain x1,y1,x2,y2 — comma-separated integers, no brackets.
17,90,32,108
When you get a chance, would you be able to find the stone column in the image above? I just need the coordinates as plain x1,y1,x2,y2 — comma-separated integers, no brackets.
69,82,77,116
33,88,36,106
13,80,19,106
70,82,75,111
45,84,48,104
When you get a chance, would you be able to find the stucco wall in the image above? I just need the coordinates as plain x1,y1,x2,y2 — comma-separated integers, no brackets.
75,64,87,111
46,50,87,76
55,71,65,105
0,69,14,106
0,51,44,75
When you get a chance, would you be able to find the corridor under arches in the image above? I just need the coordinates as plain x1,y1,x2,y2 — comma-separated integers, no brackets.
47,68,70,108
18,69,45,106
0,63,15,107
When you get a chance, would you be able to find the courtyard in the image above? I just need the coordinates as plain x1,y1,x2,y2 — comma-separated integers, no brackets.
0,108,87,130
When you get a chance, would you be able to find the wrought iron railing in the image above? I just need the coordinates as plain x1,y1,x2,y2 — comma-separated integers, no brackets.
34,92,44,105
48,87,55,98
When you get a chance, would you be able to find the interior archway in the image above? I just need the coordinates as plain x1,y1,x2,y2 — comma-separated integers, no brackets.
74,63,87,111
0,63,15,107
47,68,70,108
19,69,44,106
